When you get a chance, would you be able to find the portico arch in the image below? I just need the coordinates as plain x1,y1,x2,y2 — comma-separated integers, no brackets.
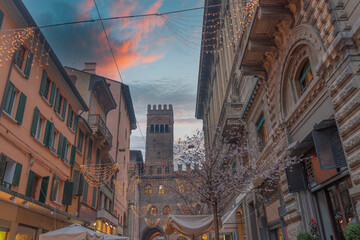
141,226,167,240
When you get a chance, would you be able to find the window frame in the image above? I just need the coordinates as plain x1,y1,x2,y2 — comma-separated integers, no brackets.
35,117,44,141
15,45,26,70
145,185,152,194
77,130,84,153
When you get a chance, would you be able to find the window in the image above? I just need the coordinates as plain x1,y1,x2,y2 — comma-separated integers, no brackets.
298,59,313,93
165,125,169,133
155,125,159,132
145,185,152,194
157,167,162,174
87,138,93,159
44,78,51,100
3,83,18,115
0,154,22,189
158,185,164,194
256,115,268,150
179,185,185,193
150,206,157,216
165,166,170,174
0,9,4,30
150,125,154,133
160,125,164,132
92,186,97,208
64,142,70,164
163,206,170,215
35,117,44,141
26,170,39,198
50,130,58,152
15,45,26,69
77,130,84,153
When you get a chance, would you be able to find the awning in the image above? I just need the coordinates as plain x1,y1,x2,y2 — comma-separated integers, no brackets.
164,215,218,239
220,201,243,233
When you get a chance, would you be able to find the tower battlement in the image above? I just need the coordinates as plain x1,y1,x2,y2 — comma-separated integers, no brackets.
147,104,173,114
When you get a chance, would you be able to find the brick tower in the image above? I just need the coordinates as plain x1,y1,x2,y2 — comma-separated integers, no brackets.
145,104,174,166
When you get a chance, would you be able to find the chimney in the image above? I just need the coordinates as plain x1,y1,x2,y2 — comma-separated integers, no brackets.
83,62,97,74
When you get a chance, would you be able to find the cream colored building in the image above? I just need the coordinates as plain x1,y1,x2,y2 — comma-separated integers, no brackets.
197,0,360,239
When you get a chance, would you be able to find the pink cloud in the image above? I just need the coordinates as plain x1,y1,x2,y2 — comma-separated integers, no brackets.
77,0,94,20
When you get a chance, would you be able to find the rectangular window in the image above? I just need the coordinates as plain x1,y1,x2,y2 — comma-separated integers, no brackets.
83,181,89,202
64,143,70,164
257,115,268,151
0,154,21,189
50,130,58,152
0,9,4,30
77,130,84,153
35,117,44,141
15,45,26,70
87,138,93,159
55,95,63,114
92,186,97,208
3,82,18,116
44,78,51,100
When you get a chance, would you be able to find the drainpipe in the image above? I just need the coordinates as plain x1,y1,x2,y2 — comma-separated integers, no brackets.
0,60,14,119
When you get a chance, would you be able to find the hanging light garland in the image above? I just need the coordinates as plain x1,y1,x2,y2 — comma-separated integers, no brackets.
80,163,119,187
130,204,152,218
144,218,161,228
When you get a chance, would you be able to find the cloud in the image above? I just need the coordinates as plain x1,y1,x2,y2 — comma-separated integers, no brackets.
77,0,94,20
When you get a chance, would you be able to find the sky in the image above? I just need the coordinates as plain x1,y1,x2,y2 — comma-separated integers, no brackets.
23,0,204,154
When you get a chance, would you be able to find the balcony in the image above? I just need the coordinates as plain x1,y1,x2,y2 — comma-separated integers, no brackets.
97,208,118,225
221,101,244,140
89,114,112,147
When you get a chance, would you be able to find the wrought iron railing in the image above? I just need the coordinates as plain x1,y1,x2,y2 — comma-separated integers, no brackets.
0,181,12,189
89,114,112,145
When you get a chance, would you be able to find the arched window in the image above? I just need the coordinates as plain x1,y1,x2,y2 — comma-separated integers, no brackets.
150,125,154,133
160,124,164,132
155,125,159,132
298,59,313,93
165,125,169,133
157,167,162,174
145,185,152,194
179,185,185,193
158,185,165,194
163,206,170,215
150,206,157,216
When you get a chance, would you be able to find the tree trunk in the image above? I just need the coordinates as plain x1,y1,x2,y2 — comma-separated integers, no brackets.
212,201,220,240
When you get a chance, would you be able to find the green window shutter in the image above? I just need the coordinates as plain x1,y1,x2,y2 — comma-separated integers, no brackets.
3,82,15,114
61,136,67,160
83,181,88,202
0,154,6,182
49,82,56,106
30,107,40,137
50,174,59,201
54,88,60,112
61,98,67,119
69,145,76,167
67,104,72,127
0,9,4,30
12,162,22,186
62,181,74,205
39,70,47,96
25,170,35,197
39,176,49,203
92,186,97,208
24,51,34,78
13,46,19,62
15,92,27,124
43,120,51,146
48,122,54,149
73,114,78,132
57,133,63,157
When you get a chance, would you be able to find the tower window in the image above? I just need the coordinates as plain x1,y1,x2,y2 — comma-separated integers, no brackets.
298,59,313,93
150,206,157,215
155,125,159,133
145,185,152,194
163,206,170,215
150,125,154,133
160,124,164,133
157,167,162,174
165,125,169,133
158,185,164,194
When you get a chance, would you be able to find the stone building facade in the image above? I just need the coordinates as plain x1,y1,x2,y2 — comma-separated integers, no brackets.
197,0,360,239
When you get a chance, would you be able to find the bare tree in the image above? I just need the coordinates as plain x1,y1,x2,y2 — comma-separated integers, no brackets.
173,126,297,240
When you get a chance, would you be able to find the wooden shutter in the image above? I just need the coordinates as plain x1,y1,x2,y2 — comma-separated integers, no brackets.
57,133,63,157
50,174,59,201
39,176,49,203
54,88,60,112
48,122,54,149
12,162,22,186
39,70,48,96
62,181,74,205
15,92,27,124
0,154,7,182
285,162,308,193
73,170,80,195
0,9,4,30
30,107,40,137
92,186,97,208
61,98,67,119
78,173,84,196
3,82,15,114
66,104,72,127
73,114,78,132
26,170,35,197
69,145,76,167
24,51,34,78
43,120,51,147
83,180,88,202
312,120,347,170
49,82,56,106
61,137,67,160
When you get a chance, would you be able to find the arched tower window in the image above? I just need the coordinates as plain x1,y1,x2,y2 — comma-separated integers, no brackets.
179,185,185,193
158,185,165,194
165,125,169,133
160,124,164,133
298,59,313,93
150,206,157,215
163,206,170,215
145,185,152,194
150,125,154,133
155,125,159,132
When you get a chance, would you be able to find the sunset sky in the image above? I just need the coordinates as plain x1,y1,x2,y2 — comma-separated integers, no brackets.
23,0,204,154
